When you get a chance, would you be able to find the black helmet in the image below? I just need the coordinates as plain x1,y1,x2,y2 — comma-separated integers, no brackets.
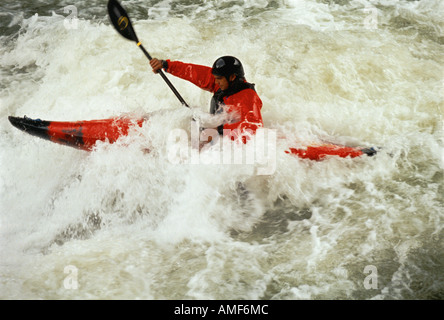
211,56,245,79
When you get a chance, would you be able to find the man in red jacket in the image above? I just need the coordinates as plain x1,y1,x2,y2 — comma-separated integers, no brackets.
150,56,263,144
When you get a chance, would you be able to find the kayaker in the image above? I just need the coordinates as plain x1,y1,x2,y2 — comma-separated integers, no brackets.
149,56,263,144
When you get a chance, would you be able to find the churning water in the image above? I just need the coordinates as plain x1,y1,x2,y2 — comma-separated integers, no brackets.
0,0,443,299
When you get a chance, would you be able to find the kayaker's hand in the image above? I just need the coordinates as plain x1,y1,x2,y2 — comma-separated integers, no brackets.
150,58,165,73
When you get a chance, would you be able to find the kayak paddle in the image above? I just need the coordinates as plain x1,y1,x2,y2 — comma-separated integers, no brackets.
107,0,190,108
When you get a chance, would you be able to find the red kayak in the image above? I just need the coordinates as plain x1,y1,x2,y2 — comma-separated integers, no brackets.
8,116,377,160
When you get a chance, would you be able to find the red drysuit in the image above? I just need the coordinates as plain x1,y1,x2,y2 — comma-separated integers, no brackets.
165,60,263,142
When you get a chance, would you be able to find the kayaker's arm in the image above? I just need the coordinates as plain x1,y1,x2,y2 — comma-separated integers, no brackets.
222,89,263,143
150,58,219,93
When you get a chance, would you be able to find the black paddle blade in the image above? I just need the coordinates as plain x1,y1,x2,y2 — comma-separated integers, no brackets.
108,0,139,42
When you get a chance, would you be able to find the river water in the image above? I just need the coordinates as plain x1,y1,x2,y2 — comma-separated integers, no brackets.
0,0,443,300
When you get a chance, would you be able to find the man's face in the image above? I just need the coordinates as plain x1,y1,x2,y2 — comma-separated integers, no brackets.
214,74,235,90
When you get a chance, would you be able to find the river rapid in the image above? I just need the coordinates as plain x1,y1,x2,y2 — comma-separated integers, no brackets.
0,0,443,300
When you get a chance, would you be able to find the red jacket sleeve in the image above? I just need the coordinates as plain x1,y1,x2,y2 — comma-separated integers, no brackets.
165,60,219,93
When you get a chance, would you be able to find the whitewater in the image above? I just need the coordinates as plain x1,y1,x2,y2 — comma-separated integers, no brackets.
0,0,443,299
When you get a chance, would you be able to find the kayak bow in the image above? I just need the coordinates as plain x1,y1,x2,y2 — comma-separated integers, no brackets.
8,116,144,151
